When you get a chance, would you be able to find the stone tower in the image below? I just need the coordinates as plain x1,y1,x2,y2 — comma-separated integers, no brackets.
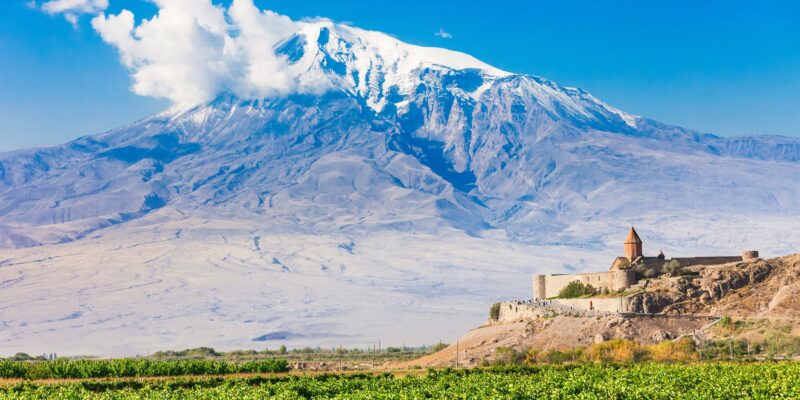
624,227,643,260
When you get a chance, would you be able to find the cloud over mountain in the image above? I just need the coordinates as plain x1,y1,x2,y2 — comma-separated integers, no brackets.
88,0,324,105
40,0,501,106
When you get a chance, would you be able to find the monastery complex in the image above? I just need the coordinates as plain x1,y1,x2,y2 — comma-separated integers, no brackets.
531,227,759,305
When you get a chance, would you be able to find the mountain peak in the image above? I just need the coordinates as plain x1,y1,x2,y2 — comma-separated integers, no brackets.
295,21,510,75
266,20,642,131
273,21,510,112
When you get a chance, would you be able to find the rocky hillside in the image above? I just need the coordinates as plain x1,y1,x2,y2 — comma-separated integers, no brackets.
407,254,800,367
400,315,713,368
628,253,800,317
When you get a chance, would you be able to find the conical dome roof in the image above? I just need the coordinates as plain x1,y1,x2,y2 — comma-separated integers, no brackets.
625,227,642,244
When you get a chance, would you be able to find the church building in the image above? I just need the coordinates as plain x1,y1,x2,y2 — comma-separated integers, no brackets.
532,227,756,300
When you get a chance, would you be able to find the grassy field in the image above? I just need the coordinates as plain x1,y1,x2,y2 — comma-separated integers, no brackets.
1,363,798,399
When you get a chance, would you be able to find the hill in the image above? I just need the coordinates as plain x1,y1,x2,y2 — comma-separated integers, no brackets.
406,253,800,367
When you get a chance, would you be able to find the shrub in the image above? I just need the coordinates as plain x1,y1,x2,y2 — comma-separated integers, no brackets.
489,303,501,321
584,340,644,363
10,353,33,362
431,343,449,352
648,337,698,362
525,348,584,365
493,348,525,366
662,259,686,276
151,347,219,359
632,263,658,280
558,281,597,299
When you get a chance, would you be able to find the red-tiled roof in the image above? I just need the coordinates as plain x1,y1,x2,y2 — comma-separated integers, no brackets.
625,227,642,244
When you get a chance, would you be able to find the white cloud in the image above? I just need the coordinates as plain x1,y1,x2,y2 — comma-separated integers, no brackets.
89,0,317,106
434,28,453,39
226,0,299,98
40,0,108,25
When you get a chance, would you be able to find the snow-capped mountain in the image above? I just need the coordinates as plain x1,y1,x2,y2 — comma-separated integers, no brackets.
1,21,800,355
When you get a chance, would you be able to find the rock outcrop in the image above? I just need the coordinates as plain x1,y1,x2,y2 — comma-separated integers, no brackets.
625,254,799,317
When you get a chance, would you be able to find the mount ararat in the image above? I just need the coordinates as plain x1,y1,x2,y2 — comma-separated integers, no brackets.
1,21,799,355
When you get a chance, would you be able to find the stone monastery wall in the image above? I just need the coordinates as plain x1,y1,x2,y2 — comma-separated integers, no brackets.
672,256,742,266
494,299,630,323
554,297,630,313
532,270,634,299
495,302,554,322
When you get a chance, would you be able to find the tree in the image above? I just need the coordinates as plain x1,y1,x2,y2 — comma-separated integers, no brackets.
278,345,287,355
663,259,684,276
558,281,597,298
489,303,502,321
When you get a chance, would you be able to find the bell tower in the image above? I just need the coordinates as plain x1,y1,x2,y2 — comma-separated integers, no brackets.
624,227,643,260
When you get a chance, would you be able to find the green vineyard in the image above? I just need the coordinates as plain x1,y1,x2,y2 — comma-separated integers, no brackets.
0,358,288,380
2,363,799,399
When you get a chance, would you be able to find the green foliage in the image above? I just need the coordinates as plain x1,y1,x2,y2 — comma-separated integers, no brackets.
662,259,691,276
557,281,597,299
0,358,288,379
10,353,30,362
489,303,501,321
532,347,583,364
493,347,525,366
227,350,258,356
151,347,220,358
430,342,449,352
631,263,658,280
583,339,646,363
524,338,699,365
2,363,800,399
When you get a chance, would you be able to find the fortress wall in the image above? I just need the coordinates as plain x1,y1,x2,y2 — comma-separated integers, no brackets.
742,251,759,261
532,275,547,301
496,302,551,323
554,297,630,313
495,298,630,323
535,270,635,299
672,256,741,267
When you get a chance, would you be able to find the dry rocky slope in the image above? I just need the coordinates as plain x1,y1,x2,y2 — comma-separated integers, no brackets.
628,253,800,317
405,253,800,367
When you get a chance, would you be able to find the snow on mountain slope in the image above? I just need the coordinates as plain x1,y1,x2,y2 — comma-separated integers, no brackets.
2,21,800,355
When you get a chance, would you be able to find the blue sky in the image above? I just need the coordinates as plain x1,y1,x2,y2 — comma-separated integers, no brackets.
1,0,799,151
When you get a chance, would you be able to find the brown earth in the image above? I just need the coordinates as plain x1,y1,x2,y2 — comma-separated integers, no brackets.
398,315,713,368
401,253,800,368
